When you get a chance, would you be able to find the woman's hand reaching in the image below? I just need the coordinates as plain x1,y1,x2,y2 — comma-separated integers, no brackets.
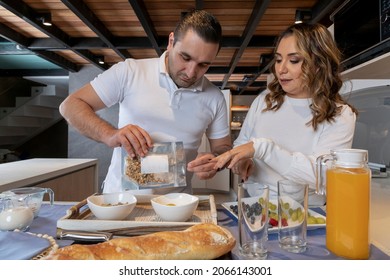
211,142,256,181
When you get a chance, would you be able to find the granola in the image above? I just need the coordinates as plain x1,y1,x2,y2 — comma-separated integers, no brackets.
124,156,165,185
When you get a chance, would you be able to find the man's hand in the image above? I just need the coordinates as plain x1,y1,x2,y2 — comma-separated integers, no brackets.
107,124,153,158
187,153,218,180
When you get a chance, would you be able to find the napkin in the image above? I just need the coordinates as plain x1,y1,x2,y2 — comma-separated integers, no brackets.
0,231,51,260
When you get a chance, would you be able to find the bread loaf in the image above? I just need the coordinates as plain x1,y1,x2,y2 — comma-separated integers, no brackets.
44,223,235,260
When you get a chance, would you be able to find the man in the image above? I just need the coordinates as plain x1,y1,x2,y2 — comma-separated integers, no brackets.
59,10,231,194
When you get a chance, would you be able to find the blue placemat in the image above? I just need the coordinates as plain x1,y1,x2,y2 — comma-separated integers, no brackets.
0,231,51,260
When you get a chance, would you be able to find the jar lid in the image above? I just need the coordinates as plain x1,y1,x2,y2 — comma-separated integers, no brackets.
332,149,368,167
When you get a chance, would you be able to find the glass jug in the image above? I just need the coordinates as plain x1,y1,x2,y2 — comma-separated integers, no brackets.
0,194,34,231
316,149,371,259
2,187,54,218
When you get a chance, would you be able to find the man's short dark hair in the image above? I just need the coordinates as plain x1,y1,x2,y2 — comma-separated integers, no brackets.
173,10,222,51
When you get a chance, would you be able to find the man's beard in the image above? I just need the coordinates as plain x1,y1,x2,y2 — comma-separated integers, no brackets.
172,72,196,88
167,54,196,88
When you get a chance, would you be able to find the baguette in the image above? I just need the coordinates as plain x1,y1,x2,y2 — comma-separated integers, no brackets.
44,223,235,260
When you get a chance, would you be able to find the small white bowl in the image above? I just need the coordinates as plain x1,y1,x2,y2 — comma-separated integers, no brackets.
151,193,199,222
87,192,137,220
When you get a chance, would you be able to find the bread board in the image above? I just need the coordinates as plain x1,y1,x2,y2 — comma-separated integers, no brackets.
57,194,217,236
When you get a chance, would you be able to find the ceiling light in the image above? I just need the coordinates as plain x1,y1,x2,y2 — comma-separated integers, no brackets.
97,56,105,65
295,9,311,24
37,13,52,26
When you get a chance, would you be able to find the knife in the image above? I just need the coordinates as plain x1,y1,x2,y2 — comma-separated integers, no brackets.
56,225,192,242
57,229,113,243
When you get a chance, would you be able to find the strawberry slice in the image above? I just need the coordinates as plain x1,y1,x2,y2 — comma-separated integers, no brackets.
281,218,288,227
269,218,278,227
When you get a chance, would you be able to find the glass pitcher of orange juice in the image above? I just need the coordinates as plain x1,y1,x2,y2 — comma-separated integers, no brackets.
316,149,371,259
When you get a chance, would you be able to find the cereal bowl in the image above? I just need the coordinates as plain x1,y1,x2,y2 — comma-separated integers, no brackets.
151,193,199,222
87,192,137,220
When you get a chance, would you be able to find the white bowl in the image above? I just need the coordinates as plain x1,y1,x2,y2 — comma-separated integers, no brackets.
151,193,199,222
87,192,137,220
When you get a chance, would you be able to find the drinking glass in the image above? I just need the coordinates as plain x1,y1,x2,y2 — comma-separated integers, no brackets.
277,179,308,253
238,182,269,259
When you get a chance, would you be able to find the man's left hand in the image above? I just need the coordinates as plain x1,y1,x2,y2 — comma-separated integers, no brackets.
187,153,218,180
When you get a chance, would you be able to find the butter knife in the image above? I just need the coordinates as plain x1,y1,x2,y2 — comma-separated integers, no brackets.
57,229,113,243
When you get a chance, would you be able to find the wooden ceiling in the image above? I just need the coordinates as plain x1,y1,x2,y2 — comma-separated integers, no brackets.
0,0,345,94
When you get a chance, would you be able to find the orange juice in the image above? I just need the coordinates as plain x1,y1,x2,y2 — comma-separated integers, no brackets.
326,167,370,259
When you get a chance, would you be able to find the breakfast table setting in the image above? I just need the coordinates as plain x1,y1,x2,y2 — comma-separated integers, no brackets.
1,192,389,260
2,146,388,260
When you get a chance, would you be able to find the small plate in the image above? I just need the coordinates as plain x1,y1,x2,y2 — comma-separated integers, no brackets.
221,200,326,234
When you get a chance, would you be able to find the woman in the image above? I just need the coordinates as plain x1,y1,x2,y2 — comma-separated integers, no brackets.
213,23,358,204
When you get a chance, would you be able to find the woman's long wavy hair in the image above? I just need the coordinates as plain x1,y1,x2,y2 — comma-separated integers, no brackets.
266,23,358,130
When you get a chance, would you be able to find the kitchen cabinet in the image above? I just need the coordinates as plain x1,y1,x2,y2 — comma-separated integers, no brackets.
191,134,230,192
38,165,97,202
230,105,249,142
192,93,259,192
0,158,99,202
230,94,257,142
229,95,258,193
341,51,390,80
192,90,231,192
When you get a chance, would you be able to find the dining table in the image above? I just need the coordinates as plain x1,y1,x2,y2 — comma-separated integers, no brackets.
1,197,389,260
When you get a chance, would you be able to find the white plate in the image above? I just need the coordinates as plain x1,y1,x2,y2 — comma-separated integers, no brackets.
221,200,326,234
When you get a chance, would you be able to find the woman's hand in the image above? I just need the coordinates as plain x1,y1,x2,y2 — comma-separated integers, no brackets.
212,141,255,170
232,158,255,182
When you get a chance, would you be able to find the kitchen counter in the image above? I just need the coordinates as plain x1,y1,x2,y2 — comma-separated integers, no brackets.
370,176,390,255
0,158,99,201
